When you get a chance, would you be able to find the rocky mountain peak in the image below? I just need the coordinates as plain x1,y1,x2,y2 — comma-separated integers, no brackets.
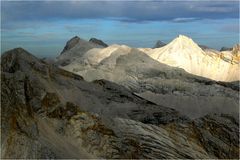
1,47,45,73
89,38,108,47
9,47,26,52
175,35,198,46
2,47,29,56
60,36,81,54
147,35,240,81
1,47,39,63
163,35,204,53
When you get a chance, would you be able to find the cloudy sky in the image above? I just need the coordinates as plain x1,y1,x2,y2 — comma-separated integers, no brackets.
1,0,239,57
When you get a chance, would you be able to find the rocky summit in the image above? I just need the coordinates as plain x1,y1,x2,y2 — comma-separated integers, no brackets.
1,39,239,158
60,36,81,54
89,38,108,47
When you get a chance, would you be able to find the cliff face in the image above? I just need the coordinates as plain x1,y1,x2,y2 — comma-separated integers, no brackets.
1,47,239,159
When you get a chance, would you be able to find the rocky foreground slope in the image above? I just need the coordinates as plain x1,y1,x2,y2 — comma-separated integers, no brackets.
57,36,239,119
1,48,239,158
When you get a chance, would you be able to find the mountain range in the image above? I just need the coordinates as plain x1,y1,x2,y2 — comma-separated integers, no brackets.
59,35,239,82
1,35,239,159
57,35,239,119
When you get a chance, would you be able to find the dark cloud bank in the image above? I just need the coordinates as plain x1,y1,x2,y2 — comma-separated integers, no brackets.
1,1,239,27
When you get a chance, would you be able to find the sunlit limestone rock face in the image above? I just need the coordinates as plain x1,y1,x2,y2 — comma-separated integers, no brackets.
146,35,239,82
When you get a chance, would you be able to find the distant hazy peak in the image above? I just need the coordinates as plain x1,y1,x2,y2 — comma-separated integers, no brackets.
153,40,166,48
220,47,233,52
89,38,108,47
198,45,210,50
60,36,81,54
